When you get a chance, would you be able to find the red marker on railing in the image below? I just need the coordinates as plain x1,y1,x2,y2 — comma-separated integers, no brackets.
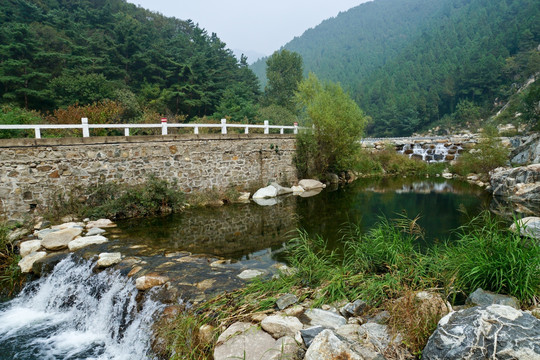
161,117,167,135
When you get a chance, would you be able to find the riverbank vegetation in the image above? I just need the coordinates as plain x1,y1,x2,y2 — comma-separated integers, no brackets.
45,176,185,222
0,222,23,299
158,212,539,359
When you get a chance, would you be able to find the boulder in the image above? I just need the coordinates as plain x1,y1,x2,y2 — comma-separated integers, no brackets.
270,182,293,195
42,227,83,251
96,252,122,268
305,329,384,360
252,197,278,206
214,322,301,360
51,222,84,230
7,228,29,242
423,305,540,359
304,308,347,330
86,227,106,236
19,240,42,258
135,274,169,290
358,323,401,350
252,185,278,199
340,299,368,318
35,228,60,240
237,269,265,280
300,326,325,347
32,252,69,276
510,133,540,165
466,288,520,309
510,216,540,239
325,173,340,184
490,164,540,203
261,314,303,339
276,293,298,310
234,192,251,203
18,251,47,273
291,185,304,193
298,179,326,191
299,188,323,198
68,235,108,251
86,219,116,229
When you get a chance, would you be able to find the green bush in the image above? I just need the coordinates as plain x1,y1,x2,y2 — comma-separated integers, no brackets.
295,73,368,177
0,223,23,298
0,104,43,139
451,126,509,176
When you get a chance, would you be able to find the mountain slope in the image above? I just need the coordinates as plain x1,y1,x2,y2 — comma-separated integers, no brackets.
252,0,540,136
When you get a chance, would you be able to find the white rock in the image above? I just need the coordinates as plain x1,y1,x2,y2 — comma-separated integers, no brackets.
42,227,83,251
510,216,540,239
252,185,278,199
18,251,47,273
237,269,265,280
291,185,304,193
86,219,116,229
298,179,326,191
305,329,381,360
96,252,122,267
51,222,85,230
235,192,251,203
304,308,347,329
86,227,106,236
270,182,293,195
252,197,278,206
358,323,401,350
442,172,453,179
19,240,42,258
68,235,108,251
261,314,303,339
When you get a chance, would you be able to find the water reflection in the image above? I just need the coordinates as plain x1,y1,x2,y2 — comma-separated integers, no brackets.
116,178,490,260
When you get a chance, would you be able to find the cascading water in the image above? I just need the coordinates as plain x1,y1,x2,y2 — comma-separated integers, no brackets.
0,256,164,360
400,143,462,162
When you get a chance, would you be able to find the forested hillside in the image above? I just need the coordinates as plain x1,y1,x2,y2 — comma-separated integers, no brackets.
252,0,540,136
0,0,259,121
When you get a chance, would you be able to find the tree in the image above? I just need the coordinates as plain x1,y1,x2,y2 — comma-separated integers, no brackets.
295,73,368,176
264,50,303,112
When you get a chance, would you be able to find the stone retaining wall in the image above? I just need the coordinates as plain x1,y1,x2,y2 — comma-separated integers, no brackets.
0,134,297,219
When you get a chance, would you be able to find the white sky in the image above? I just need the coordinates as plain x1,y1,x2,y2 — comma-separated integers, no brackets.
128,0,369,61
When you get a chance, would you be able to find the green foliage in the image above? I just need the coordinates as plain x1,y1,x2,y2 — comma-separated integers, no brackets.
454,99,484,124
257,104,297,126
252,0,540,136
451,127,510,176
0,0,260,119
263,50,303,113
0,223,23,299
45,176,185,221
295,74,368,176
444,212,540,303
0,104,43,138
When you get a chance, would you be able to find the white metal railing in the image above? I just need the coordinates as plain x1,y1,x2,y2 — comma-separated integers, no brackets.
0,118,301,139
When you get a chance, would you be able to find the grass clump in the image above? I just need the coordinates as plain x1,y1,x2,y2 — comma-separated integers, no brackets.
0,223,24,299
45,175,185,221
444,212,540,303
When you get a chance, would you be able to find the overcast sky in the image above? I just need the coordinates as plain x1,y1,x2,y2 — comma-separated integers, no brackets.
128,0,370,62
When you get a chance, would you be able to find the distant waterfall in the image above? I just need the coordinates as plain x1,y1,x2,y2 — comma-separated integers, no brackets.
399,142,462,162
0,257,163,360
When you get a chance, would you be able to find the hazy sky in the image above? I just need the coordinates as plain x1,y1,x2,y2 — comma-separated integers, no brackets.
128,0,369,61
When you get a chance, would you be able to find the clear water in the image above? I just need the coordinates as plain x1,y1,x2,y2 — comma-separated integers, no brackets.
0,257,163,360
0,178,489,359
114,177,490,260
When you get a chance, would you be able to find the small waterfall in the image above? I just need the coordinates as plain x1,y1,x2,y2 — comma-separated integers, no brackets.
0,256,164,360
400,143,462,162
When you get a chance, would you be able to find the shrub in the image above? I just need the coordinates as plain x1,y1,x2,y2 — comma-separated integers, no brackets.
451,126,509,176
295,73,368,177
0,104,43,138
0,223,23,298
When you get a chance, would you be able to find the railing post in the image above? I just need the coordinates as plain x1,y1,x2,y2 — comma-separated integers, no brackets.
35,127,41,139
264,120,269,134
161,117,168,135
245,126,249,134
280,127,284,134
81,117,89,137
124,127,130,136
294,122,298,135
221,118,227,135
194,126,199,135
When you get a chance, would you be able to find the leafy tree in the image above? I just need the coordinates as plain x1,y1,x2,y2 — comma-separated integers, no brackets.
295,73,368,176
264,50,303,112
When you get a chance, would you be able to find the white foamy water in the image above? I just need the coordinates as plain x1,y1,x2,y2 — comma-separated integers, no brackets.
0,257,163,360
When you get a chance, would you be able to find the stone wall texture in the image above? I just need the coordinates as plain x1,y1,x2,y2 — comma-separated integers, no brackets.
0,134,297,219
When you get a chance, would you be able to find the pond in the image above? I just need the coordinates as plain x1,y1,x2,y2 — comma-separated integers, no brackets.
0,177,491,360
114,177,490,264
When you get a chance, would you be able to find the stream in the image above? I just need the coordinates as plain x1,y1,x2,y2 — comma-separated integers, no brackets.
0,177,491,359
